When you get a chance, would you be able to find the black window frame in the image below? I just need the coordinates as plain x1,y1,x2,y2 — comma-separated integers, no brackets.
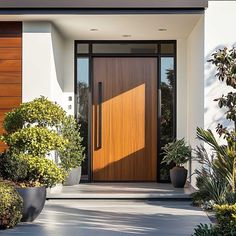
74,40,177,183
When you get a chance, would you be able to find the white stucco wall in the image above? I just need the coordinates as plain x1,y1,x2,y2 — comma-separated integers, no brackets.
204,1,236,135
23,22,53,101
185,16,205,184
23,22,74,114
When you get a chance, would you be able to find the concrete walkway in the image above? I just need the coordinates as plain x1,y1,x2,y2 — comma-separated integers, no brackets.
1,200,210,236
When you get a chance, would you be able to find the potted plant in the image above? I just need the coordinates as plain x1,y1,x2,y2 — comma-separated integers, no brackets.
58,116,85,186
0,97,67,222
161,138,191,188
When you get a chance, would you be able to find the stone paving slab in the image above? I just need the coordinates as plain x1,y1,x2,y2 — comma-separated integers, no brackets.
1,200,210,236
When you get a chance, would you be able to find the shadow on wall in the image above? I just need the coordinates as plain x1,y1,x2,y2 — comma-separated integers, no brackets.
51,25,64,92
204,43,236,131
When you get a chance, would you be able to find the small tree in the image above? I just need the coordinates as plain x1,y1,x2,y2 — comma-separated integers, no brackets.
0,97,68,187
196,47,236,196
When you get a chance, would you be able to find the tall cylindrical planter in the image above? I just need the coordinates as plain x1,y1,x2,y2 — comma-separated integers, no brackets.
64,166,82,186
15,186,46,222
170,166,188,188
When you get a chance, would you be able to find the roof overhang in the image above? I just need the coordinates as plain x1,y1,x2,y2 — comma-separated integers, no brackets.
0,0,208,9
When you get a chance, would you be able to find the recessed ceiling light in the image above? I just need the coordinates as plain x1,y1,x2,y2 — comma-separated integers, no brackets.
122,34,132,38
158,28,167,32
90,28,98,32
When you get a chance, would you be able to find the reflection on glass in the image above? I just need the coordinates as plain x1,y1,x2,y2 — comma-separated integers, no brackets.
160,44,175,54
160,57,175,181
77,44,89,54
93,44,158,54
76,58,89,178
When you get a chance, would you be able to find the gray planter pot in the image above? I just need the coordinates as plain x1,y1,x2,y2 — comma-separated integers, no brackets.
170,166,188,188
15,186,46,222
64,166,82,186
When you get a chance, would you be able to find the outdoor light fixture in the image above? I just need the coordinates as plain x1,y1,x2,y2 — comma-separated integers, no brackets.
122,34,132,38
158,28,167,32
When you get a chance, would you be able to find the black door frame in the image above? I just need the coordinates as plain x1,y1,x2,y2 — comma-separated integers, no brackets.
74,40,177,183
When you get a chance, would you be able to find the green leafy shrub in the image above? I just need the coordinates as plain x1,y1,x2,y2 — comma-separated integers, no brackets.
58,116,85,171
161,138,191,166
0,153,66,188
214,204,236,235
3,96,66,133
0,182,23,229
1,127,67,156
192,223,218,236
0,97,68,187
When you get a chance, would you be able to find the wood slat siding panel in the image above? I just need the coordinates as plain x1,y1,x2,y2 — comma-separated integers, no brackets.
0,38,22,48
0,72,21,83
0,48,21,59
0,60,21,72
0,22,22,149
0,84,22,97
0,97,21,109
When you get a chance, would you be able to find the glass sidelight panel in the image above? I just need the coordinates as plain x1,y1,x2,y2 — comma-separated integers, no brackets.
159,57,175,181
76,58,89,179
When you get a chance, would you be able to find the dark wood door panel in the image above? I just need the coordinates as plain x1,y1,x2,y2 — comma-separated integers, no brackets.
92,57,157,181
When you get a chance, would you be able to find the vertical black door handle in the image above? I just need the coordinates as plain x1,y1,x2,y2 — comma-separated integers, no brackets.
96,82,103,149
158,89,162,120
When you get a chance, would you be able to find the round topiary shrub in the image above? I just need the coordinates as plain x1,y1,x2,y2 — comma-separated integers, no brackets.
0,182,23,229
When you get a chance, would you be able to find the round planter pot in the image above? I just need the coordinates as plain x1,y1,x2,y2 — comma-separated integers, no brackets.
170,166,188,188
15,186,46,222
64,166,82,186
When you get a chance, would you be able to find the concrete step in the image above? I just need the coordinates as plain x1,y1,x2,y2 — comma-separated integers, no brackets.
47,183,195,200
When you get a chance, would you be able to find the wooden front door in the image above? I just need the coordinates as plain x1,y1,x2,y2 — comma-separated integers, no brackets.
92,57,157,181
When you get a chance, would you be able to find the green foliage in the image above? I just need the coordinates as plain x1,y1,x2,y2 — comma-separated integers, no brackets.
3,96,67,133
208,47,236,88
197,128,236,193
161,138,191,166
0,97,69,187
0,153,66,188
214,204,236,235
192,224,218,236
192,144,230,205
0,182,22,229
58,116,85,171
193,47,236,236
1,127,67,156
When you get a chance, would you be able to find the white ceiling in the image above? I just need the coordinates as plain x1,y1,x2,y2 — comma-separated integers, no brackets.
0,14,202,40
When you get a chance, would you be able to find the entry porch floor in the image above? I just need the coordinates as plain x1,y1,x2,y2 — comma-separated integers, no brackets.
1,200,209,236
47,182,195,200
